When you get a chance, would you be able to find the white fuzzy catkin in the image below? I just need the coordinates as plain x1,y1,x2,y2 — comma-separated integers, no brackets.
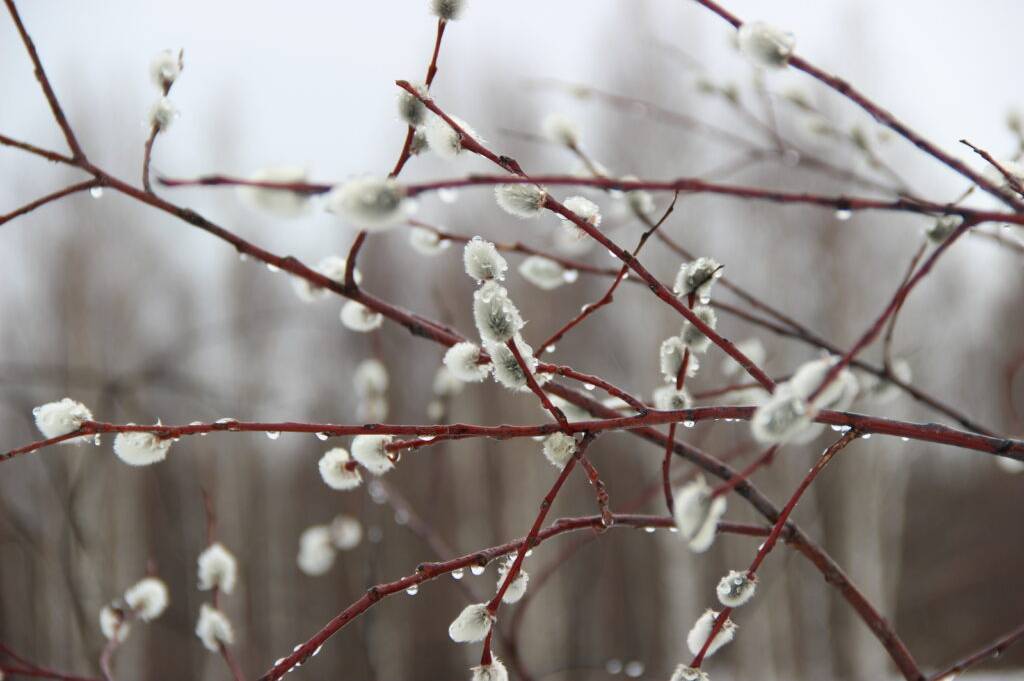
716,570,757,608
859,358,911,404
463,237,508,282
340,301,384,332
124,577,169,621
149,49,181,88
653,385,693,411
297,525,336,576
354,358,389,422
686,609,736,658
148,97,178,130
487,336,538,392
669,665,709,681
33,398,94,443
750,386,812,444
448,603,494,643
541,113,580,148
431,0,466,20
398,82,428,126
330,514,363,550
660,336,699,383
473,282,523,343
444,342,491,382
497,559,529,604
681,305,718,354
351,434,395,475
409,226,449,256
622,175,655,217
99,605,131,642
327,176,409,231
788,356,858,410
674,257,722,301
495,184,547,218
471,658,509,681
238,166,312,219
926,215,963,243
425,114,478,160
737,21,795,69
722,338,766,377
433,366,464,398
542,432,578,468
673,476,727,553
113,430,172,466
558,196,601,240
197,542,238,594
291,255,360,302
996,456,1024,474
195,603,234,652
519,256,573,290
354,359,389,397
319,447,363,490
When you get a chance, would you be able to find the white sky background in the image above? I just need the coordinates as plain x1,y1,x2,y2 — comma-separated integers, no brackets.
3,0,1022,207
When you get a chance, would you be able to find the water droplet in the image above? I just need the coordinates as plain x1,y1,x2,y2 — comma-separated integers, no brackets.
624,661,644,678
862,433,872,439
606,659,623,675
394,510,409,525
621,272,630,280
451,568,465,580
547,344,557,353
405,584,419,595
315,432,328,441
831,424,842,431
267,263,281,273
417,434,436,441
584,383,596,391
266,431,280,440
563,270,579,283
312,645,323,657
90,186,104,199
525,549,533,557
644,527,656,534
470,565,485,576
684,420,695,428
668,527,678,533
834,209,852,221
699,296,711,305
438,188,459,204
238,253,250,262
901,437,909,442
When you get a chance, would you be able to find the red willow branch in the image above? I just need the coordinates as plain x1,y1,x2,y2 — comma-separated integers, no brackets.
927,620,1024,680
0,643,99,681
257,511,670,681
688,0,1024,211
0,179,101,226
5,407,1021,464
3,0,85,161
507,337,569,428
157,172,1024,227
